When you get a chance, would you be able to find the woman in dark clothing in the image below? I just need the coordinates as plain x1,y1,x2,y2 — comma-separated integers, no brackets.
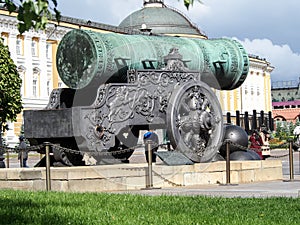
249,130,263,159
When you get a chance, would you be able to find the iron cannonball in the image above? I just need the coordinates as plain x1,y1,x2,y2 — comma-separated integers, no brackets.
246,150,262,160
230,150,262,161
219,124,249,157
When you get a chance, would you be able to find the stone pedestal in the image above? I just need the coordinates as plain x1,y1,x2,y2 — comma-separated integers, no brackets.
0,160,283,192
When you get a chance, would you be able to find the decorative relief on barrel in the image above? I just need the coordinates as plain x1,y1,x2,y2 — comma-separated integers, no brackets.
101,35,115,75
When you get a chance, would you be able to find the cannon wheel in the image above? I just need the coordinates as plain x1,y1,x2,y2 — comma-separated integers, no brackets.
166,81,224,162
109,126,139,161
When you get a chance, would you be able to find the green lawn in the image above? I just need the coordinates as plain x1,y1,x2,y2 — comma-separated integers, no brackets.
0,190,299,225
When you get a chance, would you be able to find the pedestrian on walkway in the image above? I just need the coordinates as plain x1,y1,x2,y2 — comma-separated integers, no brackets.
293,126,300,151
143,129,159,163
259,125,271,159
249,130,263,159
18,136,28,167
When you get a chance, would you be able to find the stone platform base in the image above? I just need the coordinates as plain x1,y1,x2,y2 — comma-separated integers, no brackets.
0,160,282,192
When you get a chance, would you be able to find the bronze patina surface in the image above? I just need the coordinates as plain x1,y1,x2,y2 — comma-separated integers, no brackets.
25,29,249,166
56,30,249,90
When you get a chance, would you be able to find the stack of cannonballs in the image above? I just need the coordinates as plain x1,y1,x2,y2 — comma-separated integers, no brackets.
219,124,261,160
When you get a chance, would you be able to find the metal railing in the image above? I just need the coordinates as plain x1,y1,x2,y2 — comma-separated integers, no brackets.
1,140,299,190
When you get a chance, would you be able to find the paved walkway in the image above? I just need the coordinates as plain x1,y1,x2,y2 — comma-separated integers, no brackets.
114,177,300,198
2,149,300,198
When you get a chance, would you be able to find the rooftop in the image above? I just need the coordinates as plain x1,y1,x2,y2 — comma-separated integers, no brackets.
272,79,300,89
118,0,206,37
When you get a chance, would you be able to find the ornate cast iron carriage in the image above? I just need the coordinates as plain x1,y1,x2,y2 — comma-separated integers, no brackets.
24,29,249,165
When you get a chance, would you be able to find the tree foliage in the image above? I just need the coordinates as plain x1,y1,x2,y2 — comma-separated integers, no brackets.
0,39,23,132
182,0,202,9
1,0,61,34
275,119,300,140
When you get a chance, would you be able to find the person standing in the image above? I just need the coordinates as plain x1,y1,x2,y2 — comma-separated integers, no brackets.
259,125,271,159
293,126,300,151
143,129,159,163
249,130,263,159
18,136,28,167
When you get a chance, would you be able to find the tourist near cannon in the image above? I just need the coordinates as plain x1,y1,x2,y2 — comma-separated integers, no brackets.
24,29,249,166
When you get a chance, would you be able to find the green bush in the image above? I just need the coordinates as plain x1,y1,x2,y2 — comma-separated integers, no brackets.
275,120,299,142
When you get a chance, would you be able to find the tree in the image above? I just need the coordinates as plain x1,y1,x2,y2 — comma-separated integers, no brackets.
182,0,202,9
0,39,23,139
1,0,200,34
1,0,60,34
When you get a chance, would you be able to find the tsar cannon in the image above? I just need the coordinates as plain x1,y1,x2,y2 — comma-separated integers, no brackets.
24,29,249,165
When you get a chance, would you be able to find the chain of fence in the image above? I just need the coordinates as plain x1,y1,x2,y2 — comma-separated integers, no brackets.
0,144,45,154
0,140,298,159
1,140,299,189
223,139,294,159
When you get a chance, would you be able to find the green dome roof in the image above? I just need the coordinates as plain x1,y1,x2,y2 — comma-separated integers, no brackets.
118,3,206,37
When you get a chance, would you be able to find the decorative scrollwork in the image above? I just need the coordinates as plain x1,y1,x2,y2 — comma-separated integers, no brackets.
46,89,61,109
93,85,108,108
167,81,224,163
163,47,188,72
176,87,217,157
135,90,156,122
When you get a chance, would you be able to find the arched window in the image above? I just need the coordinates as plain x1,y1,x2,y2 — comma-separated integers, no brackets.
31,37,39,57
46,42,52,59
18,65,26,96
16,35,24,55
33,67,41,97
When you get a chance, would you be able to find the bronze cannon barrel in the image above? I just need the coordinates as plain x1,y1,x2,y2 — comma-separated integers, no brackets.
56,29,249,90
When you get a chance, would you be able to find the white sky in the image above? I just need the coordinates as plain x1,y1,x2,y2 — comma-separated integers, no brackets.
57,0,300,83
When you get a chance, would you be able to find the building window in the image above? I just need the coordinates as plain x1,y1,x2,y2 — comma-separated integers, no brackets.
46,43,52,59
31,37,39,57
58,82,62,88
47,80,51,96
33,67,41,97
16,35,24,55
33,79,37,97
250,86,254,95
18,65,26,96
1,32,9,46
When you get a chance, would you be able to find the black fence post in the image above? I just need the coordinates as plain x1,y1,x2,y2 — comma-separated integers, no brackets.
226,140,231,184
226,112,231,124
44,142,51,191
141,141,161,190
252,110,257,130
260,110,264,127
244,111,249,134
289,140,294,181
144,140,153,189
268,111,274,131
6,150,9,168
236,110,240,126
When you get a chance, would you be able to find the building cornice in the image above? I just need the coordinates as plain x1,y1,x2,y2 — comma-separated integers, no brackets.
249,56,274,73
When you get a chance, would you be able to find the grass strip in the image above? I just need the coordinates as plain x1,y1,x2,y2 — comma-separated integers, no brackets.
0,190,299,224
